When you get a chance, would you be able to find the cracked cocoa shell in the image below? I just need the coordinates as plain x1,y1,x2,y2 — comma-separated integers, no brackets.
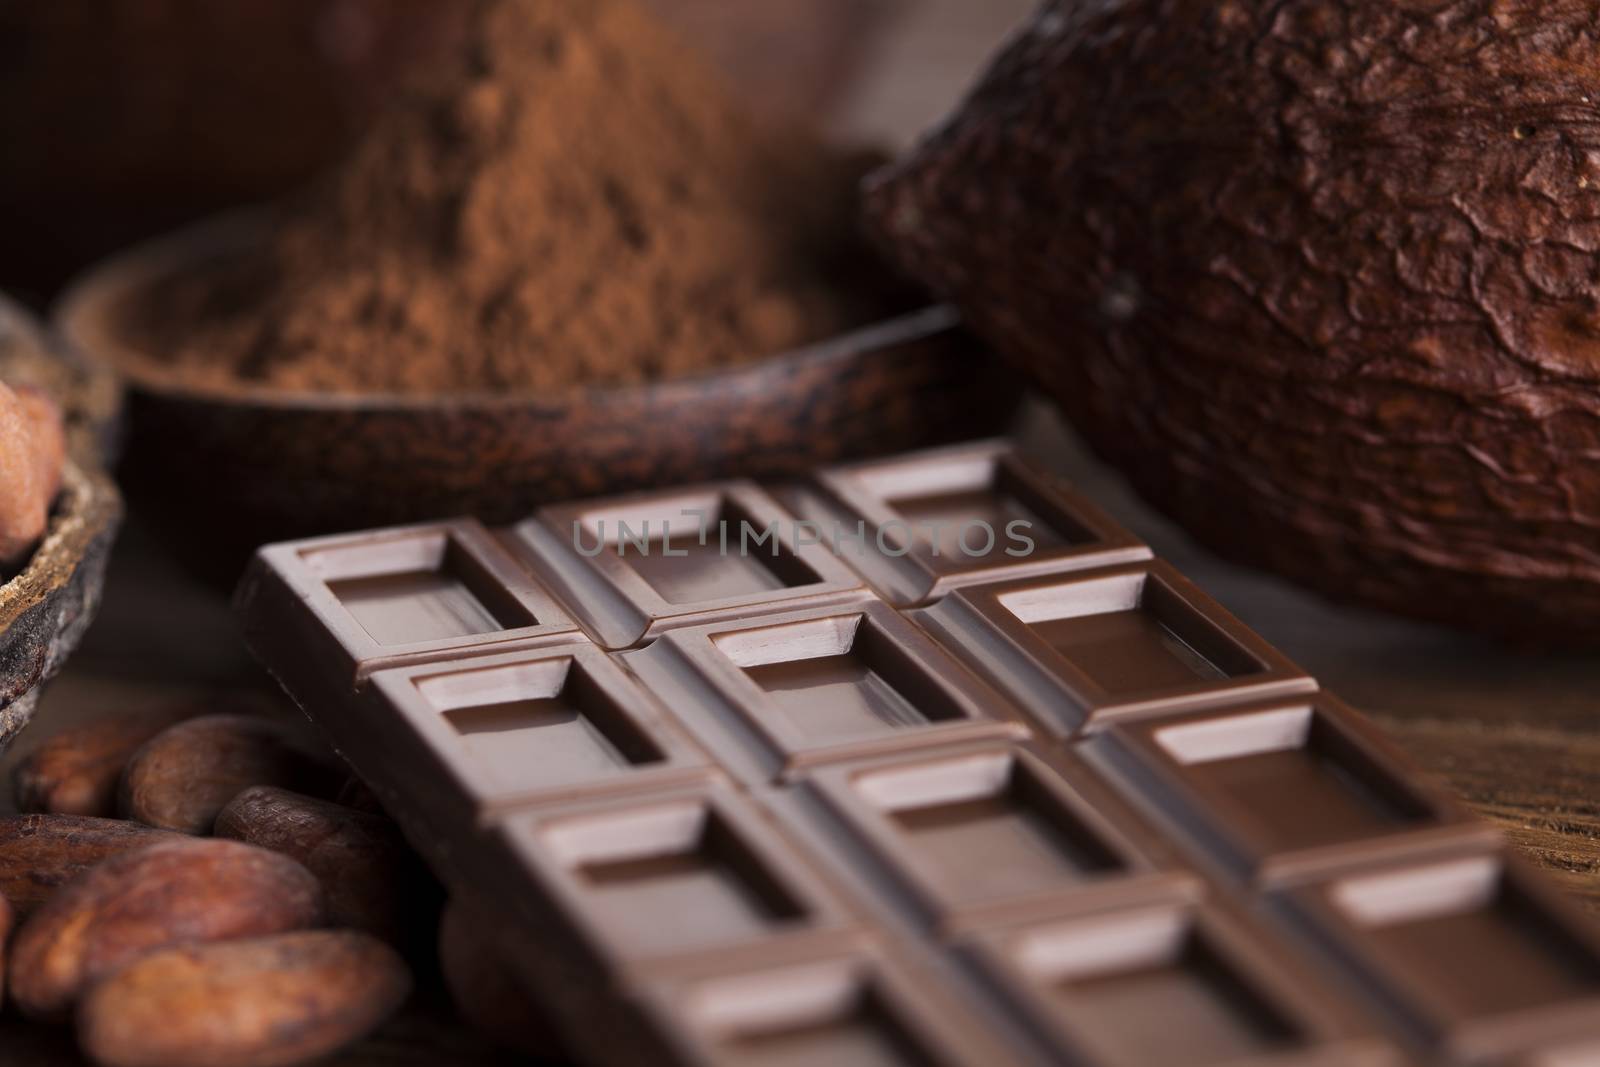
865,0,1600,645
0,296,121,746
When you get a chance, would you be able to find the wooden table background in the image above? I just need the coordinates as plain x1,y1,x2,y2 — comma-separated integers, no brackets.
4,1,1597,1062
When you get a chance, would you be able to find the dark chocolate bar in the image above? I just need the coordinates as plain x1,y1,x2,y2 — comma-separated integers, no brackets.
236,438,1600,1067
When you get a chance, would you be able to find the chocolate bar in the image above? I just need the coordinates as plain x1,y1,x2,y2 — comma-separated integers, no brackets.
236,439,1600,1067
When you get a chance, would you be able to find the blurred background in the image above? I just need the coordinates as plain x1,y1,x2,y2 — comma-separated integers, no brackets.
0,0,1034,304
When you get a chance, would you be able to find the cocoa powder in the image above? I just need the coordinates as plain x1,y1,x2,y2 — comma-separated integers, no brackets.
130,0,870,395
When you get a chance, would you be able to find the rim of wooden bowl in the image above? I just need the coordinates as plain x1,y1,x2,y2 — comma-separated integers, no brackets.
0,458,120,634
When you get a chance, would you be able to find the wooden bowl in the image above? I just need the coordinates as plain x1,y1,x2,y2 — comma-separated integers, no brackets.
0,296,122,746
57,213,1021,580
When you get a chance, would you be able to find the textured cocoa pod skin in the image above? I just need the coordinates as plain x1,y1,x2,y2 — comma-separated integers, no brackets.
866,0,1600,645
214,786,437,946
77,930,411,1067
119,714,343,833
7,837,324,1020
0,814,185,916
13,705,200,817
438,898,563,1059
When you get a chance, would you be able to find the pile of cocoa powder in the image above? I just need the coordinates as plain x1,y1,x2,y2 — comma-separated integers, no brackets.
128,0,873,395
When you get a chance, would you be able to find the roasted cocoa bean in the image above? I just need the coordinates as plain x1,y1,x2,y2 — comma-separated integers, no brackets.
119,714,343,834
215,786,436,946
78,930,411,1067
8,837,324,1019
0,815,184,916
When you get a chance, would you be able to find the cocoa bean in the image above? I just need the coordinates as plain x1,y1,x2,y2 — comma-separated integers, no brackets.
12,705,199,817
214,786,436,946
439,897,564,1059
8,837,324,1019
0,815,184,916
119,714,343,834
77,930,411,1067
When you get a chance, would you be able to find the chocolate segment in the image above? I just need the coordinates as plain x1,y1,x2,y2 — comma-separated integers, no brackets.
515,481,865,649
796,440,1150,605
1288,853,1600,1062
964,894,1395,1067
490,786,858,971
363,643,714,821
805,745,1185,934
913,561,1314,737
636,946,1028,1067
622,601,1024,782
1085,695,1499,886
237,519,580,686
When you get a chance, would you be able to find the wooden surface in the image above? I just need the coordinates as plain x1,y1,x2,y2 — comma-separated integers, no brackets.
5,1,1598,1063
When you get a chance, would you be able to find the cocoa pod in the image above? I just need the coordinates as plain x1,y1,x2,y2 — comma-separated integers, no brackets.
77,930,411,1067
119,714,344,834
12,704,200,817
0,814,185,916
439,897,564,1059
862,0,1600,646
215,786,435,946
8,838,324,1019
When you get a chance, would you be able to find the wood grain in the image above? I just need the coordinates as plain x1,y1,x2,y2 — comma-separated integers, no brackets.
1379,717,1600,914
